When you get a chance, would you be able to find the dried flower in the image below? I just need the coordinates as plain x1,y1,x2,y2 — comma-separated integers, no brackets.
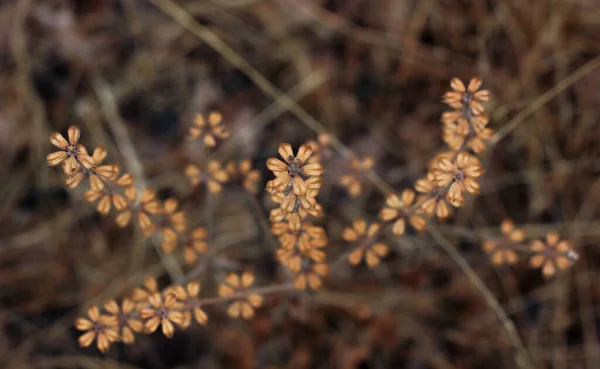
132,276,159,305
170,281,208,328
218,272,263,319
378,189,427,235
294,262,329,290
83,172,132,215
434,152,483,204
187,112,229,147
47,125,93,174
159,198,187,253
185,161,229,194
482,219,525,266
140,293,184,338
415,172,456,219
115,184,138,228
443,77,491,115
266,143,323,195
183,227,209,265
342,219,388,267
339,156,374,197
529,232,579,277
75,305,119,353
137,189,162,237
238,159,261,193
103,299,143,344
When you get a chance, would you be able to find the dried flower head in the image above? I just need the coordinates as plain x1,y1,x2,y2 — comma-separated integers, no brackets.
185,161,229,194
103,299,143,344
83,171,132,215
159,198,187,253
132,276,160,306
183,227,209,265
187,112,229,147
238,159,261,193
47,125,93,174
266,143,323,195
443,77,491,115
170,281,208,328
294,262,329,290
138,189,162,237
482,219,525,266
414,172,454,219
378,189,427,235
529,232,579,277
140,293,184,338
218,272,263,319
434,152,483,204
75,305,119,353
342,219,388,267
338,156,375,197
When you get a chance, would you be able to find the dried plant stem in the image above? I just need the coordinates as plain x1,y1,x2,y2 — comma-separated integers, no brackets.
92,74,184,281
490,55,600,146
428,226,533,369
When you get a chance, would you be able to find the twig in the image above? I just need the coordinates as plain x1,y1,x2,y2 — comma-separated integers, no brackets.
91,74,185,281
428,226,533,369
489,55,600,146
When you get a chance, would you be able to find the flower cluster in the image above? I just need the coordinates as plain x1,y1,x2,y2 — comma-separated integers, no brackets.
266,143,329,290
48,78,581,357
442,77,493,154
75,273,265,353
376,79,489,231
338,78,491,269
47,126,164,237
47,117,267,353
185,114,261,195
482,220,579,278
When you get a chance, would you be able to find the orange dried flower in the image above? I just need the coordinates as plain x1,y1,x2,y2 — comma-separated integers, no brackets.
47,125,93,174
187,112,229,147
159,198,187,253
185,161,229,194
343,219,388,267
75,305,119,353
137,189,162,237
183,227,209,265
115,184,138,228
170,281,208,328
434,152,483,204
378,189,427,235
103,298,143,344
414,172,454,219
140,293,184,338
443,77,491,115
132,276,160,306
266,143,323,194
218,272,263,319
83,172,132,216
294,262,329,290
339,156,375,197
529,232,579,278
482,219,525,266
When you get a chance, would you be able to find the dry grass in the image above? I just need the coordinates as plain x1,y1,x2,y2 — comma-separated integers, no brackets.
1,0,600,368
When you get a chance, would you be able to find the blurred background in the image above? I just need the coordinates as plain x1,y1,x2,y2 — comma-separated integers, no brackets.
1,0,600,368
